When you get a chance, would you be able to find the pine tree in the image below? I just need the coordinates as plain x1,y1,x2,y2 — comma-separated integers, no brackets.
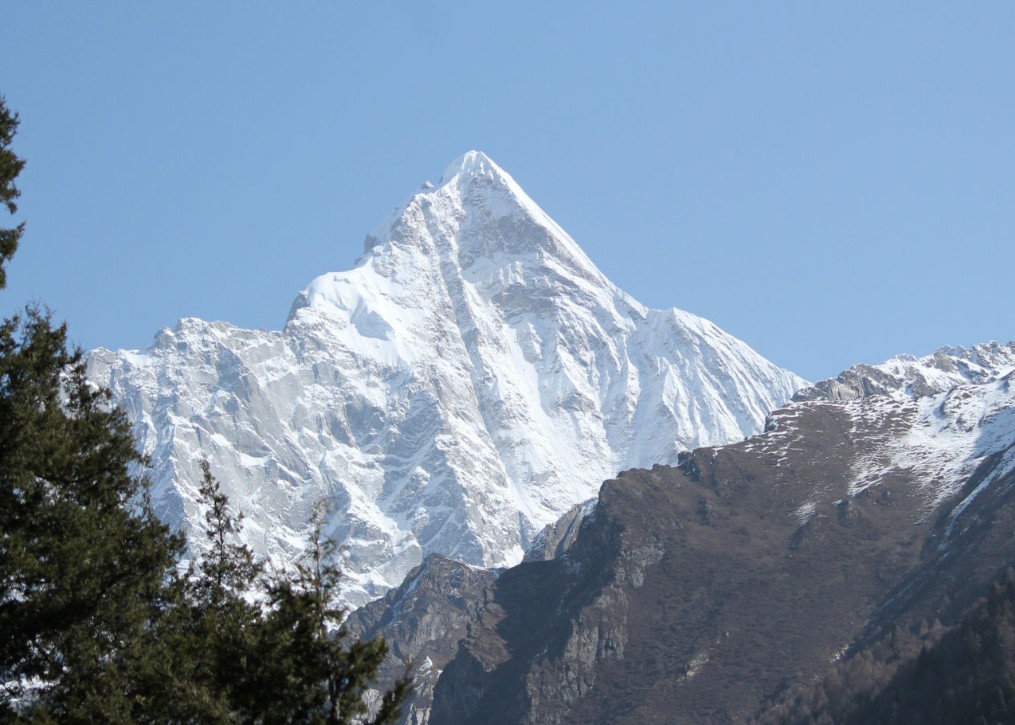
207,496,412,725
255,502,411,725
0,95,26,288
128,461,265,725
0,307,184,722
0,93,411,724
0,93,185,720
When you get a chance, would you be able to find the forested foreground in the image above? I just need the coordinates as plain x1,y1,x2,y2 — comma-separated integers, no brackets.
751,568,1015,725
0,96,410,724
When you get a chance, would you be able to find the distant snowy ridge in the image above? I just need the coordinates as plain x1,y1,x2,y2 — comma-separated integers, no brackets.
87,151,805,607
782,340,1015,525
794,341,1015,403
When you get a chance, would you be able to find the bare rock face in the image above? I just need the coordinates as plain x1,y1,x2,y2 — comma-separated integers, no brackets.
86,151,804,607
522,499,596,563
344,554,497,724
423,347,1015,725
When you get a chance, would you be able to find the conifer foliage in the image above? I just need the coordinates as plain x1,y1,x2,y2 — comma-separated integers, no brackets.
0,95,25,289
0,307,184,723
0,94,410,724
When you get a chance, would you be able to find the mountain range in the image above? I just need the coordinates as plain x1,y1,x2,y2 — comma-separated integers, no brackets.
86,151,804,607
85,153,1015,724
351,341,1015,724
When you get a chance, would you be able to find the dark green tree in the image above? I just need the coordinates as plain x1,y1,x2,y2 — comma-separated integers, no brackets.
0,93,411,724
180,484,411,725
253,502,411,725
0,92,178,719
0,308,185,723
0,106,183,712
0,95,26,288
194,459,262,604
125,461,265,725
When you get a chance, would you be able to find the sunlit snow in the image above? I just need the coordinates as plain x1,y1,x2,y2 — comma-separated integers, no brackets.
87,152,805,607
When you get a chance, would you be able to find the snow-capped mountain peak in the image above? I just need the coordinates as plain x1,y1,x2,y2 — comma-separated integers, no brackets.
440,149,506,185
88,152,805,607
361,150,596,281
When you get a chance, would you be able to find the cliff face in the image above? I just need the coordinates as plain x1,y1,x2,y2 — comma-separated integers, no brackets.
421,354,1015,725
344,554,497,725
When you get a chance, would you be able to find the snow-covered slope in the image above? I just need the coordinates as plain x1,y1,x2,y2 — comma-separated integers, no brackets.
794,341,1015,402
778,341,1015,527
87,151,805,606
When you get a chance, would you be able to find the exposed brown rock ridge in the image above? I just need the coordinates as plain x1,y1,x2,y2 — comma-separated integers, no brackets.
420,346,1015,724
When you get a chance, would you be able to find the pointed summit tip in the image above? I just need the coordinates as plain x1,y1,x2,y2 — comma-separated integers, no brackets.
440,150,508,185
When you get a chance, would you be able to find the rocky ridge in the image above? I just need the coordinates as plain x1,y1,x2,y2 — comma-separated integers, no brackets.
355,341,1015,724
345,554,498,725
793,340,1015,402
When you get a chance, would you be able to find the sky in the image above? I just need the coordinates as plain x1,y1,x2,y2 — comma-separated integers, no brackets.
0,2,1012,382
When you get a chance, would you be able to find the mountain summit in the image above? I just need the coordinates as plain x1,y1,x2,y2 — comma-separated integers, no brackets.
88,153,806,606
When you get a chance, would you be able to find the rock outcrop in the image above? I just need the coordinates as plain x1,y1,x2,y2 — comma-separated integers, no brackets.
418,345,1015,724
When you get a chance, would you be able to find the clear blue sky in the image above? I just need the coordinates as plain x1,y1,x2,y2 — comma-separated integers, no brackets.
1,2,1012,382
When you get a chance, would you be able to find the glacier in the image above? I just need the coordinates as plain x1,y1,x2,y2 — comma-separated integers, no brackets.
87,151,806,606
